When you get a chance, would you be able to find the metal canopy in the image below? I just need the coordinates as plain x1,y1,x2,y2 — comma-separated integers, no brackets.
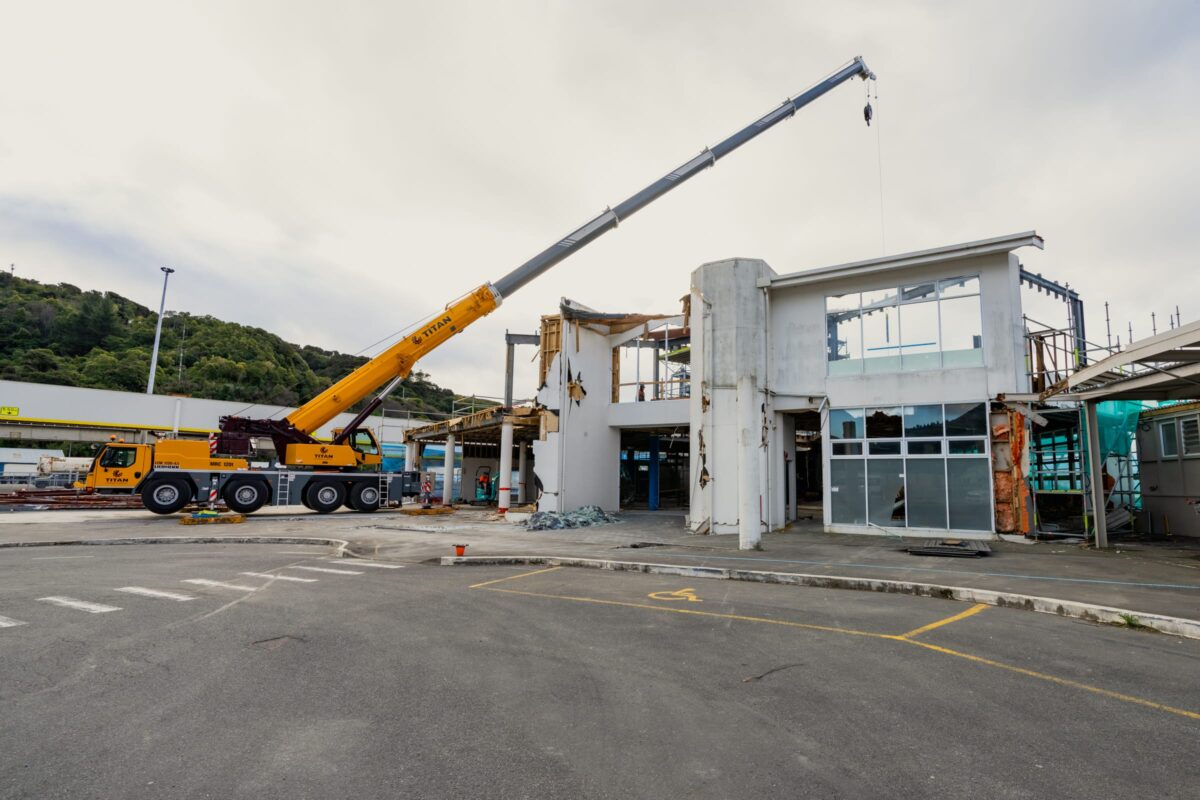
1046,319,1200,401
402,405,541,445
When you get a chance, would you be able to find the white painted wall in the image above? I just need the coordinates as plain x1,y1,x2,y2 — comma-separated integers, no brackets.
690,248,1031,542
532,320,621,512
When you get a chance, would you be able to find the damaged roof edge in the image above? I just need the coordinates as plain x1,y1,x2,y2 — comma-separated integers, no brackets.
762,231,1044,290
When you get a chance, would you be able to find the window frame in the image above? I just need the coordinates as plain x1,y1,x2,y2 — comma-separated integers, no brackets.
824,274,984,376
827,401,992,533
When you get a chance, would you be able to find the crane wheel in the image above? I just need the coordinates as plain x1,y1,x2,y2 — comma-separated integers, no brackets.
222,478,270,514
141,476,192,515
349,482,381,513
304,480,345,514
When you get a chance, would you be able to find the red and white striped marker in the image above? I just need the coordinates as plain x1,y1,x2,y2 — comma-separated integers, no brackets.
208,433,218,455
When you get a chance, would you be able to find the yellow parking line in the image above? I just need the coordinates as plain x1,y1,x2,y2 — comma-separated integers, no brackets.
478,584,1200,723
469,566,562,589
485,586,891,639
903,638,1200,722
899,603,989,639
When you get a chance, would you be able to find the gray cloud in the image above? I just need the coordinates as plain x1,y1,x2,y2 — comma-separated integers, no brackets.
2,0,1197,396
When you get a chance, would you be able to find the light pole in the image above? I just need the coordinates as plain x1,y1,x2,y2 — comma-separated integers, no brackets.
146,267,175,395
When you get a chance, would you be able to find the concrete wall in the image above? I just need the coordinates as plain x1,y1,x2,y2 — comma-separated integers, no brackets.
532,320,621,513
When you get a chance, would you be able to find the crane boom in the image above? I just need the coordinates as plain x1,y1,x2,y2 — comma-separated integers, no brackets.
224,57,876,459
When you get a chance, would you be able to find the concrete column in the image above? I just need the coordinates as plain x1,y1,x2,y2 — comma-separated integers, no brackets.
504,340,516,408
648,436,661,511
404,440,417,472
498,420,514,512
517,442,528,504
787,450,797,523
1084,401,1108,548
442,434,456,506
652,345,661,399
737,376,761,549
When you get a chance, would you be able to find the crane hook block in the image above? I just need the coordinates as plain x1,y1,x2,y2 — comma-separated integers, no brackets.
863,102,873,127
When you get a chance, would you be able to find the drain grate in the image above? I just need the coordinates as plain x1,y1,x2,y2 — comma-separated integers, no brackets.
907,540,992,558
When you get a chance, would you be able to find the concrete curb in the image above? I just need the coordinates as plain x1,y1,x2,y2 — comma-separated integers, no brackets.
442,555,1200,640
0,536,351,556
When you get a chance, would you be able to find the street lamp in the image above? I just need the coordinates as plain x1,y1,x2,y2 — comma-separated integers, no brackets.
146,267,175,395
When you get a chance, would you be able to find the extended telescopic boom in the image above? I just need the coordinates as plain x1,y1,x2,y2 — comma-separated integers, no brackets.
273,57,875,447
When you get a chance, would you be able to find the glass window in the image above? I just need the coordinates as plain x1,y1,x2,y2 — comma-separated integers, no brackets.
866,459,905,527
904,405,944,437
826,276,982,375
861,288,900,373
866,407,903,439
906,458,948,528
945,403,987,436
907,440,942,455
899,300,940,371
830,459,866,525
353,431,379,455
940,294,983,366
99,447,138,468
947,459,993,531
902,282,937,303
829,408,864,440
832,442,863,456
1181,417,1199,456
869,441,901,455
1160,421,1179,458
948,440,986,455
938,276,980,299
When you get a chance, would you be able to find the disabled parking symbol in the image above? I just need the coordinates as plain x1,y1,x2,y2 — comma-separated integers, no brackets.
648,587,702,603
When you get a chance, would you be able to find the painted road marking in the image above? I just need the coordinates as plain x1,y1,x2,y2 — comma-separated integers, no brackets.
476,584,1200,723
30,556,96,561
240,572,318,583
114,587,197,602
38,596,122,614
292,566,363,576
327,560,404,569
899,603,989,639
0,614,28,628
648,587,702,603
183,579,258,592
469,566,562,589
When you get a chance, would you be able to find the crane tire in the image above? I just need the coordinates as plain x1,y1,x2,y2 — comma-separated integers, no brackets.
141,476,191,515
304,480,345,514
222,478,270,514
348,482,381,513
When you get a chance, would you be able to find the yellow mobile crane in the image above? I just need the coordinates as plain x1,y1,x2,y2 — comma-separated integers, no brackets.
84,57,876,515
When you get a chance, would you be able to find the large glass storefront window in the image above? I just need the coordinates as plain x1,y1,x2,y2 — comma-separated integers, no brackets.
828,402,992,532
825,276,983,375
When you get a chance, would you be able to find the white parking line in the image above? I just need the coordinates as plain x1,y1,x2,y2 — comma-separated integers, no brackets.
240,572,318,583
115,587,197,602
0,615,27,628
292,566,363,576
327,560,404,569
38,596,122,614
182,579,258,592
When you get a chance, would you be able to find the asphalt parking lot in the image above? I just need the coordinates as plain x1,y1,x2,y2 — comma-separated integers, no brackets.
2,543,1197,799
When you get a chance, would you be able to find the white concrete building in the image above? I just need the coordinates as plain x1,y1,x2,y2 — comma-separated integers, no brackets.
687,232,1043,547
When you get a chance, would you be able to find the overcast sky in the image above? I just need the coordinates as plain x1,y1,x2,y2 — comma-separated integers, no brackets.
3,0,1198,400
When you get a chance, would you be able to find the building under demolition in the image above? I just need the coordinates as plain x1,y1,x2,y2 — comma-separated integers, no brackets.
403,231,1200,548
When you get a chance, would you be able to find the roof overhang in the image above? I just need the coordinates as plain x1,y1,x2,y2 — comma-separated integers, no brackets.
761,231,1044,290
1046,319,1200,402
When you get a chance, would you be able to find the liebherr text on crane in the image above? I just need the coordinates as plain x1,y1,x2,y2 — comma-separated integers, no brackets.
82,57,876,515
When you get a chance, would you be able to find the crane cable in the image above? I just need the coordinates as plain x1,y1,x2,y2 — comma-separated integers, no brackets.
871,78,886,255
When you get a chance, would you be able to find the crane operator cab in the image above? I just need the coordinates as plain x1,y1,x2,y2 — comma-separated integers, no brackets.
333,428,383,469
80,440,153,491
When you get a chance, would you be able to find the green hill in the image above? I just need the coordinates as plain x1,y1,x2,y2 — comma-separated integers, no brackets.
0,272,458,418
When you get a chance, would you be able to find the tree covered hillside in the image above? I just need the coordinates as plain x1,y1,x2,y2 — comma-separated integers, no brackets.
0,272,457,417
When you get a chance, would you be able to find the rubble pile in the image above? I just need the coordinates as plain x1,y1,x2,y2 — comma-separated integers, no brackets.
525,505,620,531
